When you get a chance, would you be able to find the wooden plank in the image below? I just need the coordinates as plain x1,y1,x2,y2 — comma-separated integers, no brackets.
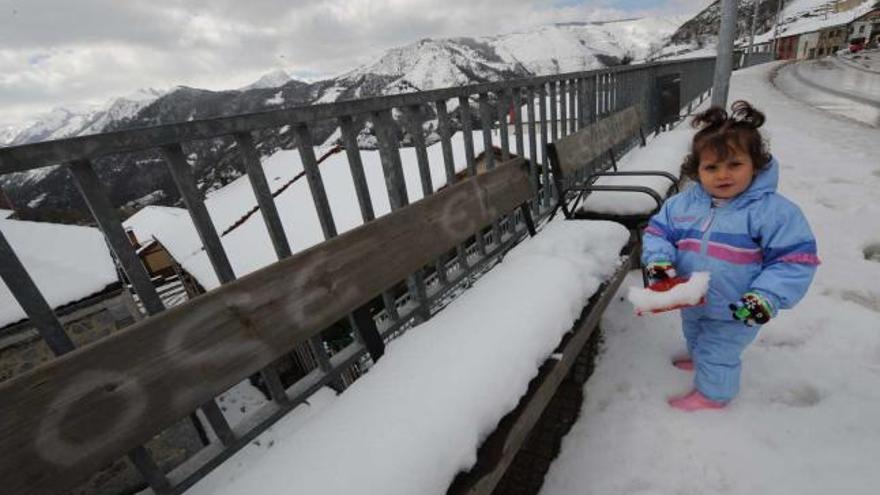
448,256,633,495
0,157,534,495
551,106,642,178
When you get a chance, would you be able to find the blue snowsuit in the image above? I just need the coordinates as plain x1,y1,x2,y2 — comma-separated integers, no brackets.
642,156,819,402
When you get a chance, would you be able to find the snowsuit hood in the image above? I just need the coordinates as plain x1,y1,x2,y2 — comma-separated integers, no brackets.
642,155,818,320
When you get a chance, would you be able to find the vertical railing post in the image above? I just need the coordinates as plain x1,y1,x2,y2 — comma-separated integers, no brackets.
161,143,236,285
435,99,457,186
67,159,165,316
538,83,550,207
294,123,339,239
402,104,433,199
559,79,568,137
234,132,293,259
478,93,495,171
338,116,376,222
372,109,430,321
458,96,478,177
513,87,525,160
525,86,539,212
549,80,558,142
0,229,75,354
496,89,511,161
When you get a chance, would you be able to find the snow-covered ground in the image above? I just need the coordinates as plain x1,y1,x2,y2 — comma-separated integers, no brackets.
774,53,880,127
540,61,880,495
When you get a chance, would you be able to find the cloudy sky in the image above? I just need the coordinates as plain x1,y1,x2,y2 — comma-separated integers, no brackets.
0,0,709,128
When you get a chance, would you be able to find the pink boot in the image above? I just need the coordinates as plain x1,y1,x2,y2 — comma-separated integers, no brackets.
672,357,694,371
668,389,727,412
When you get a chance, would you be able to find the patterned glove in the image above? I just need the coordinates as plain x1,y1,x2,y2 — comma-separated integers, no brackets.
729,292,773,326
646,261,677,282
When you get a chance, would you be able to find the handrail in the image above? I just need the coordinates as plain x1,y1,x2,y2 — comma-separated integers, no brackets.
0,58,715,173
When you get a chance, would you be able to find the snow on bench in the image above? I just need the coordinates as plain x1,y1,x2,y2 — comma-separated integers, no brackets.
547,105,687,224
0,156,631,495
578,123,691,216
188,219,630,495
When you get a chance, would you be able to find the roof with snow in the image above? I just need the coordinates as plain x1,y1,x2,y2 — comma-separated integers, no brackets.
0,219,120,329
753,1,876,44
0,209,12,219
126,129,497,291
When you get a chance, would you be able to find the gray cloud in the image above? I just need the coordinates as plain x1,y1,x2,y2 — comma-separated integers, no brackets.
0,0,709,127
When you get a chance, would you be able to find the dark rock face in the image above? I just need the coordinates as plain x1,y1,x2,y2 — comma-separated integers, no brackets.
666,0,784,49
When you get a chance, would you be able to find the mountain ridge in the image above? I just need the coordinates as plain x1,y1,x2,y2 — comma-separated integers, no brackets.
1,16,687,214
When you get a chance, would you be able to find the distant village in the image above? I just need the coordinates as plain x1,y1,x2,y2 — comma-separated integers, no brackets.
750,1,880,59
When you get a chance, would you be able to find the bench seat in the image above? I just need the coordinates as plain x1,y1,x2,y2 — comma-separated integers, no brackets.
576,125,692,220
187,219,631,495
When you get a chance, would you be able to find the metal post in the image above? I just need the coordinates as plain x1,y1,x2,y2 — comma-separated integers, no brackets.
712,0,738,108
771,0,785,58
746,0,760,67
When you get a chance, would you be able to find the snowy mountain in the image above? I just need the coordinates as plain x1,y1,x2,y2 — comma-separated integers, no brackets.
0,125,21,147
1,17,686,213
239,69,292,91
321,18,686,102
6,88,166,146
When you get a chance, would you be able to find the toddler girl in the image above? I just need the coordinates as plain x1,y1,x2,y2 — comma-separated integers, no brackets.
642,100,820,412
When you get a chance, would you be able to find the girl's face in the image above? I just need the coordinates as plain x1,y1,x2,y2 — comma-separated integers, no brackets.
697,145,755,199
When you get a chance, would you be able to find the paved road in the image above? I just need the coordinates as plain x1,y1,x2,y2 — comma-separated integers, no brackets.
773,50,880,127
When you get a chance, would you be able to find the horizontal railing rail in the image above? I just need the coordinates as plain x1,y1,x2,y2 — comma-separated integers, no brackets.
0,56,716,495
0,58,713,173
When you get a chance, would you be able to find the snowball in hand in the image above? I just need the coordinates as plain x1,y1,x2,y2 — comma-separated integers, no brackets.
628,272,711,314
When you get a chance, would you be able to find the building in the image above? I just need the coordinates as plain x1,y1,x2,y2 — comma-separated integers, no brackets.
0,218,140,383
817,25,848,55
798,31,821,59
777,35,800,60
848,8,880,46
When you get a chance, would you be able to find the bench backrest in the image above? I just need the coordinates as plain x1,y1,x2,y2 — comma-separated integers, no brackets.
549,105,645,179
0,157,534,495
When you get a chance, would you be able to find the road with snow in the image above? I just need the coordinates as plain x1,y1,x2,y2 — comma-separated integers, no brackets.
774,50,880,127
540,61,880,495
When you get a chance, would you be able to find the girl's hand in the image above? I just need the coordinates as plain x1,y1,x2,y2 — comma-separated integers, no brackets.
646,261,676,282
729,292,773,326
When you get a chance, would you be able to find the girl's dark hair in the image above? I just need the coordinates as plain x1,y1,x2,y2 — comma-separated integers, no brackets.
680,100,771,181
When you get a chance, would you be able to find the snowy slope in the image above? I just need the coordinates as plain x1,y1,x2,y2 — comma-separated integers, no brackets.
0,219,119,328
239,69,292,91
8,105,101,146
334,18,686,98
167,129,496,290
0,124,21,146
7,88,165,146
539,61,880,495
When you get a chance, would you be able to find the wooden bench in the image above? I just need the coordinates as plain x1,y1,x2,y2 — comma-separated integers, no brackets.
547,105,679,230
0,157,632,495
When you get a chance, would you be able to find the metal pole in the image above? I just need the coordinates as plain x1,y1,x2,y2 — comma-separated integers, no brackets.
771,0,785,58
746,0,760,66
712,0,738,108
